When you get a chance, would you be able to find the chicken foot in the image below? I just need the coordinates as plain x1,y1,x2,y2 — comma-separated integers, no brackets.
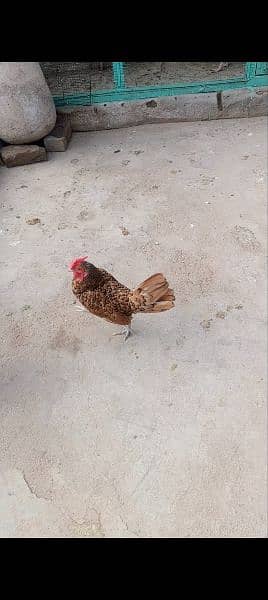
113,325,133,341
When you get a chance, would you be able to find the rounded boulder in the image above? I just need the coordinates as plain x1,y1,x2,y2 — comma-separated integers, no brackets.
0,62,56,144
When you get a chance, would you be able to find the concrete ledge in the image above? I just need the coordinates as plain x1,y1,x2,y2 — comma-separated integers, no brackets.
58,88,268,132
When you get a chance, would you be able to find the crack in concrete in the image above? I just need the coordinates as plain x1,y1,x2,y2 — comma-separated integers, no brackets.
109,478,141,537
58,506,105,538
131,459,156,497
21,471,105,536
22,472,49,501
118,514,140,537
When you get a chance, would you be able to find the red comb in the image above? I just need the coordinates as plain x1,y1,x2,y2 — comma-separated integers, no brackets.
69,256,88,270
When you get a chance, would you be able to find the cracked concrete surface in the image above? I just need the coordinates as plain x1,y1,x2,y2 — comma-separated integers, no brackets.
0,116,267,537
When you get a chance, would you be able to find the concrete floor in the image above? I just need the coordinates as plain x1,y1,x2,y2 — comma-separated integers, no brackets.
0,117,267,538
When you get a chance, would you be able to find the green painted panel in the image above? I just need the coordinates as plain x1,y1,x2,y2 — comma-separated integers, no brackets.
245,62,257,79
255,62,268,76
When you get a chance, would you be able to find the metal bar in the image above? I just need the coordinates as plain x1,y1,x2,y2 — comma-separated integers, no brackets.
53,74,268,107
112,62,125,89
245,62,257,79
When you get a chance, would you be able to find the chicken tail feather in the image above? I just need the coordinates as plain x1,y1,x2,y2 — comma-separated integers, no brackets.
130,273,175,313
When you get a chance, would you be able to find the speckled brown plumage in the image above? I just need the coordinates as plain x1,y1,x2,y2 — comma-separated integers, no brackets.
71,260,175,329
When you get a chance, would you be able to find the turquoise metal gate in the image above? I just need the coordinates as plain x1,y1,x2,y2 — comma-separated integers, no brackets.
52,63,268,108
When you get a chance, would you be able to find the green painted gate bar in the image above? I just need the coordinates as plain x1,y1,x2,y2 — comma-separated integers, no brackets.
113,62,125,89
53,63,268,107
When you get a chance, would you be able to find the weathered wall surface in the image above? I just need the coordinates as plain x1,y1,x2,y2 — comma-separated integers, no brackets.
58,88,268,132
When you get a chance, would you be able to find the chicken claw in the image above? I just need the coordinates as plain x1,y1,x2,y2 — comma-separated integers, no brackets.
74,305,86,312
113,325,133,341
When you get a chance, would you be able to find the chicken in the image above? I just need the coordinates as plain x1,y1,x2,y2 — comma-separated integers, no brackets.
69,257,175,340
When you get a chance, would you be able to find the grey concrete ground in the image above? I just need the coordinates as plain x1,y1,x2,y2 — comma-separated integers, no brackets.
0,117,267,538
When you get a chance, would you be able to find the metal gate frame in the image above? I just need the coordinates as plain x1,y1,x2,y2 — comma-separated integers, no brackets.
53,62,268,107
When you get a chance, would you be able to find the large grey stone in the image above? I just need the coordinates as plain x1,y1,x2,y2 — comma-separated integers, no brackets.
1,145,47,167
0,139,5,165
0,63,56,144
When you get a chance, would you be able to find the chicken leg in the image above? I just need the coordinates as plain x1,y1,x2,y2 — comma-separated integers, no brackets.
113,325,133,341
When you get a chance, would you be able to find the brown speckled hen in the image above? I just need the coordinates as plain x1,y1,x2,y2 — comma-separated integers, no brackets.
69,256,175,340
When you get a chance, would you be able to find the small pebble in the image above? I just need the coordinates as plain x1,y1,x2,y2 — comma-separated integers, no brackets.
22,305,31,311
216,310,226,319
26,218,41,225
201,319,212,330
120,226,129,236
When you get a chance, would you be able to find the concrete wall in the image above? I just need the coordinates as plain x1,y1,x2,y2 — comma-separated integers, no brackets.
58,88,268,132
